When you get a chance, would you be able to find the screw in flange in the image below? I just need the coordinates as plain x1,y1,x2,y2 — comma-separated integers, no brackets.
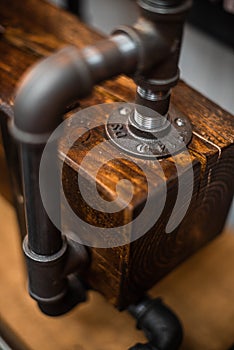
119,107,131,116
106,104,192,159
175,117,185,127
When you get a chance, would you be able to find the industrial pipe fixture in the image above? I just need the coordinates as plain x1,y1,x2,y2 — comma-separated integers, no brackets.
128,295,183,350
11,0,192,347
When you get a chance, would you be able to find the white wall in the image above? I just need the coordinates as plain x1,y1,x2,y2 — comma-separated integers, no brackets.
86,0,234,113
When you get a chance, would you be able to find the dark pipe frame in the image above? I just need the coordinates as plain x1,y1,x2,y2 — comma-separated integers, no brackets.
133,0,192,118
11,0,191,321
0,109,27,239
128,296,183,350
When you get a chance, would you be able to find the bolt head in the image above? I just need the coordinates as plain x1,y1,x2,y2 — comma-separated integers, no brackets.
175,118,185,127
119,107,131,116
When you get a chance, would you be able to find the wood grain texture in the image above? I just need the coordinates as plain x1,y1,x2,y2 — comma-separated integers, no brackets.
0,0,233,310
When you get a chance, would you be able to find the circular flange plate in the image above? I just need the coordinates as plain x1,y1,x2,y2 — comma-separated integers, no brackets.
105,104,192,159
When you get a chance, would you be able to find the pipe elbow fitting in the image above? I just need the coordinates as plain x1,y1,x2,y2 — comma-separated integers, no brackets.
13,46,93,138
129,296,183,350
23,235,89,316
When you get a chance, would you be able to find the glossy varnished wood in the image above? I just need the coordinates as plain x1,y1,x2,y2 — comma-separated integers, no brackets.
0,0,233,310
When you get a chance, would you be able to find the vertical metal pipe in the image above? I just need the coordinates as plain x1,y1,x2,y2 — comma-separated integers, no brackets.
10,0,191,316
12,36,140,256
133,0,192,129
20,143,62,255
0,111,27,239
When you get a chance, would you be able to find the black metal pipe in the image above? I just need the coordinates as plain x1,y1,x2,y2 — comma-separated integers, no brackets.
12,28,170,256
133,0,192,121
23,234,89,316
11,0,191,316
67,0,83,17
10,28,170,314
13,29,168,136
128,296,183,350
0,109,27,239
12,39,136,255
20,143,62,254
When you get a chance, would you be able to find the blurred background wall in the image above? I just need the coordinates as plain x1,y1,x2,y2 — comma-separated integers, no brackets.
50,0,234,229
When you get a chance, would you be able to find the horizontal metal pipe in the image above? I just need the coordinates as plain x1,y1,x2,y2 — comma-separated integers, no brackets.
10,0,191,315
13,26,170,137
12,28,169,255
12,35,138,255
13,34,140,137
129,296,183,350
11,0,192,257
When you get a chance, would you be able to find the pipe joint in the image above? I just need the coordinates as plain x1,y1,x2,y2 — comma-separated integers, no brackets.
113,18,170,73
128,296,183,350
23,235,89,316
138,0,193,21
14,46,94,136
13,0,192,317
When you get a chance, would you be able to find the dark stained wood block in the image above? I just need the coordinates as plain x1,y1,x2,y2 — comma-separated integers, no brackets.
0,0,233,310
61,83,234,308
